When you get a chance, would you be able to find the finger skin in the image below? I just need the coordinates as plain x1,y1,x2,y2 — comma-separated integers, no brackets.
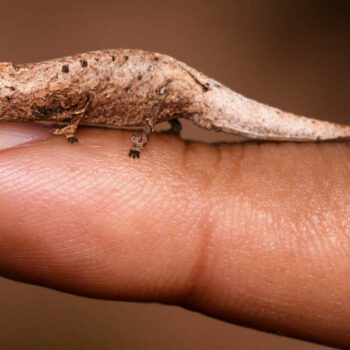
0,126,349,348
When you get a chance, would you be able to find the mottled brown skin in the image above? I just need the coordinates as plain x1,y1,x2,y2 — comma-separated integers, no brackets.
1,49,350,157
0,49,206,157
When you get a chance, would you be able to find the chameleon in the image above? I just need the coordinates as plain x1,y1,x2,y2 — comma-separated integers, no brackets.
0,49,349,158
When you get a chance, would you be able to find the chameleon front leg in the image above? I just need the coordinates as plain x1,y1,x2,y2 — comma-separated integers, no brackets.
50,114,84,143
129,101,165,158
128,118,182,158
50,93,90,143
129,118,154,158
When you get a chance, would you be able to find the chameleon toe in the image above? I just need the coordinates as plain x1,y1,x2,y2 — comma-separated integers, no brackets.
67,136,79,143
129,149,140,158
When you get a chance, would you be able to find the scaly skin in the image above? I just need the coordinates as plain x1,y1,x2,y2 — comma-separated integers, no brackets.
0,49,349,157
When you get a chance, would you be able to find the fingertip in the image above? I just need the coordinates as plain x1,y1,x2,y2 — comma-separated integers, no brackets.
0,122,50,150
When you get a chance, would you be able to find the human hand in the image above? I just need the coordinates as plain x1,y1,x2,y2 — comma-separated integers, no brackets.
0,122,349,348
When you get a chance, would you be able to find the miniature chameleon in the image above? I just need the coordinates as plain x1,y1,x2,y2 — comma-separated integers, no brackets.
0,49,349,158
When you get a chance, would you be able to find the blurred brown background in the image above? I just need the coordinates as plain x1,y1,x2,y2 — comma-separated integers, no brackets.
0,0,349,349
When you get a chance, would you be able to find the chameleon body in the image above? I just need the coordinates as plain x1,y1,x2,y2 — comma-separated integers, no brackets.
0,49,349,157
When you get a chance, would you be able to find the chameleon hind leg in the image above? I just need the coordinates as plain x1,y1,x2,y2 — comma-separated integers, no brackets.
129,102,164,158
128,117,183,158
165,118,182,136
128,118,182,158
129,118,154,158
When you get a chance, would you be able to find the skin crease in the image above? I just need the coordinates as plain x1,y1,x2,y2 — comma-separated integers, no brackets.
0,125,350,348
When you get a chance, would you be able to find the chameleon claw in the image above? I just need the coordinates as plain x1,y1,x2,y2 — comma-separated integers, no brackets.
129,149,140,158
67,136,79,143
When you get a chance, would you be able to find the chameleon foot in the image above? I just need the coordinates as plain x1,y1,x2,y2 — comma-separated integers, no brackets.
129,149,140,158
67,136,79,143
